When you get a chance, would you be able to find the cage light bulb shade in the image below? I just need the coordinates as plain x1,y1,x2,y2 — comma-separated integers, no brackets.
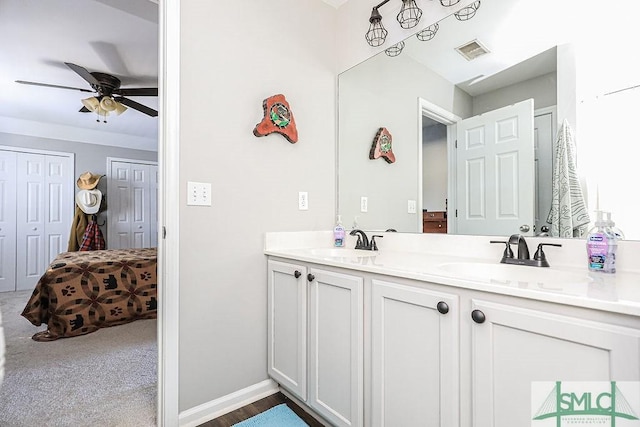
81,96,100,112
385,41,405,57
365,7,388,47
397,0,422,29
454,0,481,21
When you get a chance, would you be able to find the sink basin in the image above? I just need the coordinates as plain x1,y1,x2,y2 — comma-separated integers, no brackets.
306,248,378,258
436,262,590,286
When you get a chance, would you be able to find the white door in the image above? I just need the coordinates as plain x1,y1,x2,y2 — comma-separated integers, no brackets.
16,153,45,291
470,299,640,427
108,160,156,249
267,260,308,400
456,99,535,236
371,280,459,427
44,155,74,265
0,151,17,293
308,268,363,427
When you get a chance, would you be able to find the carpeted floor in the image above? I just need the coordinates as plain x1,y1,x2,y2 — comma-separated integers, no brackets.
0,290,157,427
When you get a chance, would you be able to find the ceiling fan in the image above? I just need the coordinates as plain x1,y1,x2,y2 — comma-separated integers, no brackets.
15,62,158,118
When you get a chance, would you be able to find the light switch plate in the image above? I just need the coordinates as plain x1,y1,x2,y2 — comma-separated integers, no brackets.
187,181,212,206
408,200,417,214
360,196,368,213
298,192,309,210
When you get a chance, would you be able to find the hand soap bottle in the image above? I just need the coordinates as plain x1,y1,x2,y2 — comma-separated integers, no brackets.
334,215,345,247
586,210,617,273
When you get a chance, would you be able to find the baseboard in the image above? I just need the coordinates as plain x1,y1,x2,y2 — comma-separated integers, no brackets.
178,379,279,427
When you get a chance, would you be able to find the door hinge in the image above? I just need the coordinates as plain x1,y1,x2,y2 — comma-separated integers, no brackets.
455,140,458,148
162,226,166,239
455,209,458,218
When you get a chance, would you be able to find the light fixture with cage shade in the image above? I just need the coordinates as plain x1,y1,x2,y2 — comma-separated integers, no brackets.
416,22,439,41
385,41,406,57
365,3,389,47
454,1,481,21
439,0,461,6
396,0,422,29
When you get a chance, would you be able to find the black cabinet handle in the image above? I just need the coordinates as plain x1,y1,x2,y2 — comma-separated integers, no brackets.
294,270,301,279
436,301,449,314
307,273,315,282
471,309,486,324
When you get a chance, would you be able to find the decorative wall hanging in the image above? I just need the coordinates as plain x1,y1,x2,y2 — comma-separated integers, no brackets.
253,94,298,143
369,127,396,163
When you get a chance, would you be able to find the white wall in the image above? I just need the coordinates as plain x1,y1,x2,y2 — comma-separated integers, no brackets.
472,72,557,116
178,0,337,411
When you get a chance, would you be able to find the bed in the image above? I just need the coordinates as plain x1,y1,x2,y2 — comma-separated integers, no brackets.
21,248,157,342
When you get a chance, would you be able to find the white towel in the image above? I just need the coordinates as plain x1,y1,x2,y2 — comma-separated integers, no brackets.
546,119,590,237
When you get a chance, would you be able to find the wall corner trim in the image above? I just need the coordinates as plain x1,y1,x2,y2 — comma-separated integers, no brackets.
178,379,279,427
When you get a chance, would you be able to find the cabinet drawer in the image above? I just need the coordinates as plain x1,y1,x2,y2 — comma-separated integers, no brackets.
423,211,446,220
423,221,447,233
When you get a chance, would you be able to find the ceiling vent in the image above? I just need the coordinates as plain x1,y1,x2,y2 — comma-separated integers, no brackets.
455,39,490,61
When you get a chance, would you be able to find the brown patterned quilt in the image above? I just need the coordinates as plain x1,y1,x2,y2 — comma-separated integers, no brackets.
21,248,157,342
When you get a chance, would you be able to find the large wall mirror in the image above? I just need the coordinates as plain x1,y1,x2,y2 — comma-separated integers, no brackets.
338,0,640,240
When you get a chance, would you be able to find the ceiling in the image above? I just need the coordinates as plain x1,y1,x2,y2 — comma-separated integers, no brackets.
0,0,159,149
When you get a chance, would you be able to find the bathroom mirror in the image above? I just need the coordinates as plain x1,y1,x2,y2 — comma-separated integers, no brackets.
338,0,640,240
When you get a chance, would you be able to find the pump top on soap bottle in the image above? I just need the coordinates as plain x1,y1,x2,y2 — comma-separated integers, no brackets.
334,215,346,247
605,211,625,240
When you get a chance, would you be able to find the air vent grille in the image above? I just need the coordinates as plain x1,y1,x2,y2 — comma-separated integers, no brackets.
455,39,490,61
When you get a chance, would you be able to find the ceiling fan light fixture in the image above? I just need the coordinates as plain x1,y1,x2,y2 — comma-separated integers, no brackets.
81,96,100,113
100,96,127,115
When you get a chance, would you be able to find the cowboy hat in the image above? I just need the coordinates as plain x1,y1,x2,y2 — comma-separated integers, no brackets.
76,172,103,190
76,189,102,214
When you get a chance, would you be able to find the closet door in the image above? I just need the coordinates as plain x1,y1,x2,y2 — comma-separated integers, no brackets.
0,151,17,293
16,153,46,291
44,155,74,265
150,165,158,248
108,160,155,249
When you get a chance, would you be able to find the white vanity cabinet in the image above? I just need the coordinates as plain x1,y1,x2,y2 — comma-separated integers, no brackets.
465,297,640,427
370,279,459,427
267,259,364,427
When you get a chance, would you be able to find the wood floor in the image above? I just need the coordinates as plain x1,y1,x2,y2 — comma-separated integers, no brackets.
200,392,325,427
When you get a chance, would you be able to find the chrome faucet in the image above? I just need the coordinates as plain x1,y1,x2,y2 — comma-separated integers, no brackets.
490,234,562,267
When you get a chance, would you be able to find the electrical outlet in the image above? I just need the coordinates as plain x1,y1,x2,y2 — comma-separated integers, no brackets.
298,192,309,210
187,181,212,206
408,200,417,214
360,196,368,213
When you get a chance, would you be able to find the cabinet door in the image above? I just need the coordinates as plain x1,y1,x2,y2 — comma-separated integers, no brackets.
267,260,308,400
470,299,640,427
371,280,459,427
308,268,363,427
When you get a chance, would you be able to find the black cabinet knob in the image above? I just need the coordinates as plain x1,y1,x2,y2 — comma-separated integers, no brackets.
294,270,301,279
307,273,315,282
436,301,449,314
471,309,486,324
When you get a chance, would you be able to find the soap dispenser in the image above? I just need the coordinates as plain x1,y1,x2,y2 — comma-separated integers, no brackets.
586,210,616,273
334,215,345,247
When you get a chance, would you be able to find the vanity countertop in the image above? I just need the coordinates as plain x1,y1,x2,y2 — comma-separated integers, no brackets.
265,232,640,317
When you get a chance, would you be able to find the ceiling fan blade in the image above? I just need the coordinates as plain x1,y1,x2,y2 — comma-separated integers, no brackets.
15,80,93,93
65,62,100,86
79,106,91,113
115,96,158,117
115,87,158,97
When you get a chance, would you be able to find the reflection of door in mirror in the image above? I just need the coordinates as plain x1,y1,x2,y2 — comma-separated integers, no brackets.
422,99,558,237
